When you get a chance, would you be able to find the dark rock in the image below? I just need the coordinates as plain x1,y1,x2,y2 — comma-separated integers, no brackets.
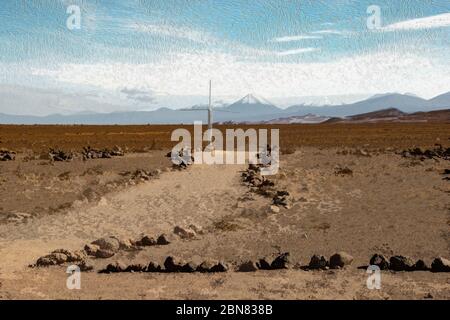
146,261,162,272
125,263,146,272
140,235,156,246
271,253,290,269
105,261,127,273
431,257,450,272
156,234,171,245
0,150,15,161
413,259,429,271
164,256,186,272
369,254,390,270
308,255,328,270
49,148,73,161
195,259,228,273
181,262,198,273
256,257,273,270
389,255,415,271
237,260,259,272
329,252,354,269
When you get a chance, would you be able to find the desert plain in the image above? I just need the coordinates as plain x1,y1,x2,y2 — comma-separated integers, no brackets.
0,123,449,299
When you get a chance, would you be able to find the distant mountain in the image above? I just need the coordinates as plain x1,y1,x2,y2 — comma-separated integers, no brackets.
259,113,330,124
217,94,282,115
428,91,450,107
325,108,450,123
1,91,450,124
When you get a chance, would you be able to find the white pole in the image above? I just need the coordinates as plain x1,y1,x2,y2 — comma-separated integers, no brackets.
208,80,212,141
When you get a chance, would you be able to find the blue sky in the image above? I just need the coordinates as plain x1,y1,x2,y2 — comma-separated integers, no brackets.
0,0,449,114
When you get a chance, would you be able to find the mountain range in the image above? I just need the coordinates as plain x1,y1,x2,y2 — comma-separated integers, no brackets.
0,92,449,124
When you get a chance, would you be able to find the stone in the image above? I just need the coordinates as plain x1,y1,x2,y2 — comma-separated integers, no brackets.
95,249,115,259
256,257,273,270
309,255,328,270
164,256,187,272
431,257,450,272
0,150,16,161
173,226,196,239
104,261,127,273
269,205,280,213
125,263,146,272
156,234,171,245
369,254,390,270
389,255,415,271
77,260,94,272
84,243,100,256
329,252,354,269
91,236,121,252
140,235,157,246
146,261,162,272
271,253,291,269
413,259,429,271
238,260,259,272
195,259,227,272
118,238,134,250
189,224,204,235
181,262,198,273
36,255,60,267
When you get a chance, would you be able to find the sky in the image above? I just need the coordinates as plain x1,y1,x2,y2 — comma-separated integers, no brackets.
0,0,449,115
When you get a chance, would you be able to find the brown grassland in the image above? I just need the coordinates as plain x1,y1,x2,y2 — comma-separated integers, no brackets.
1,123,450,153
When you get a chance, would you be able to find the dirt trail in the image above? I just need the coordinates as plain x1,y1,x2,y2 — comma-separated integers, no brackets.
0,163,246,276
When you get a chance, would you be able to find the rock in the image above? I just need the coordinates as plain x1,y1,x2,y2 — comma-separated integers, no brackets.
389,255,415,271
36,256,56,267
189,224,204,235
173,226,196,239
209,261,228,273
431,257,450,272
156,234,171,245
195,259,228,273
125,263,146,272
271,253,291,269
118,238,134,250
139,235,157,246
413,259,429,271
95,249,115,259
77,260,94,272
6,212,32,223
164,256,187,272
369,254,390,270
0,150,16,161
308,255,328,270
272,191,292,208
237,260,259,272
181,262,198,273
329,252,354,269
269,205,280,213
84,243,100,256
146,261,162,272
49,148,73,161
256,257,273,270
52,249,86,262
91,236,121,252
104,261,127,273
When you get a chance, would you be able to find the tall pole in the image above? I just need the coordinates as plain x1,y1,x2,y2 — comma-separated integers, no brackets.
208,80,212,141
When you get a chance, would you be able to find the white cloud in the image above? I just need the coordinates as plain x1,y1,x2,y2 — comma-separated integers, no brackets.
277,48,319,56
130,23,217,44
310,29,351,35
29,50,450,99
382,13,450,31
270,35,322,42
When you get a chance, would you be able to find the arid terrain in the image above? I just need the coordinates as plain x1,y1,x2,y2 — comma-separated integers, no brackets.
0,124,449,299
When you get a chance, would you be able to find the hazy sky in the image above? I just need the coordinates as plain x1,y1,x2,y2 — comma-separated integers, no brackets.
0,0,449,114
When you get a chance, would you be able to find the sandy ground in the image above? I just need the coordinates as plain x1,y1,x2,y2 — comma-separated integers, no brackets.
0,148,449,299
